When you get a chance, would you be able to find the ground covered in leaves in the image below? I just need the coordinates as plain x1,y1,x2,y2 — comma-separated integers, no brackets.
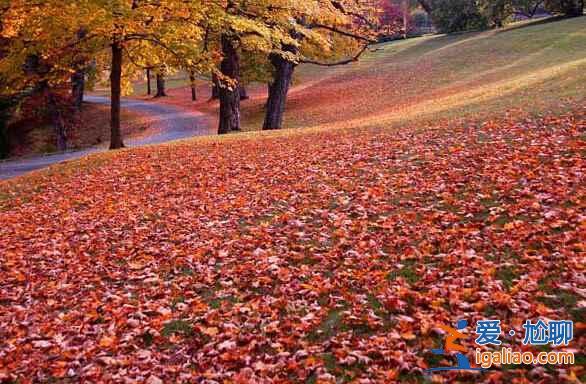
1,101,584,383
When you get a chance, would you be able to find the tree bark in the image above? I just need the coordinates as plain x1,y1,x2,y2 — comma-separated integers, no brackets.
218,35,241,134
567,0,583,16
239,84,249,100
189,72,197,101
0,98,11,159
47,91,67,151
155,73,166,97
211,72,219,100
556,0,583,16
146,68,151,95
263,43,297,130
109,42,124,149
71,69,85,110
417,0,433,14
71,28,87,110
402,0,409,38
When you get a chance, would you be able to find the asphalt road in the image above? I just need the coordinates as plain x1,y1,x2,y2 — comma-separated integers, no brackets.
0,96,210,180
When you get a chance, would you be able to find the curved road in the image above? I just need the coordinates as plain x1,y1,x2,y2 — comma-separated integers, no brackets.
0,96,211,180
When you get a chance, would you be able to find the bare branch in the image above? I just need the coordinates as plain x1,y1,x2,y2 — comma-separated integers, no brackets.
300,43,369,66
308,23,376,43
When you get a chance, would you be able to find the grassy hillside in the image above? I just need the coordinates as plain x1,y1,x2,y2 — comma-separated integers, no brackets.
0,17,584,384
238,16,586,131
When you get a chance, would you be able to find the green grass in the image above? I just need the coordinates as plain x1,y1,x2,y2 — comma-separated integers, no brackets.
161,319,194,337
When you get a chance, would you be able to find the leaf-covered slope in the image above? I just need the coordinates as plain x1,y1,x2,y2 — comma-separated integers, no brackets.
1,105,584,382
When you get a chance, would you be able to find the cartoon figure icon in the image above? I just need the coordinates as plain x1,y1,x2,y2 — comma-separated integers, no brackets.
426,319,486,372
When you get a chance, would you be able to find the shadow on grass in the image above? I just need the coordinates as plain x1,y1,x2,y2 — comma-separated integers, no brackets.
496,15,581,34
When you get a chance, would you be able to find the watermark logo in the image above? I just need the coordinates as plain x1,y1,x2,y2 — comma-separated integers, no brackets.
426,319,485,372
426,319,574,372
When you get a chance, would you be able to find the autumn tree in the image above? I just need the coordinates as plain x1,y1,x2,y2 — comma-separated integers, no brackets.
201,0,381,133
1,0,209,149
0,1,92,151
262,0,379,130
206,1,287,134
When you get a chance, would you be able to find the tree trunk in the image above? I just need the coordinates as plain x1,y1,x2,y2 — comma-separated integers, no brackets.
47,91,67,151
110,42,124,149
211,73,219,100
417,0,433,14
557,0,582,16
155,73,166,97
567,0,583,16
71,28,87,110
146,68,151,95
402,0,409,38
263,45,297,130
218,35,240,134
0,98,11,159
189,72,197,101
239,84,249,100
71,69,85,110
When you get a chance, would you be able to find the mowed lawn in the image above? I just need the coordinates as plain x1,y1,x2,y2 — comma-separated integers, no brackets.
0,18,585,384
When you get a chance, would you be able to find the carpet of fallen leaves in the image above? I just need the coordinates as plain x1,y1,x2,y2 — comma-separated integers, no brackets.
0,104,585,383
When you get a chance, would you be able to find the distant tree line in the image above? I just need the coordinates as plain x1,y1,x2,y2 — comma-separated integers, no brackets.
416,0,583,33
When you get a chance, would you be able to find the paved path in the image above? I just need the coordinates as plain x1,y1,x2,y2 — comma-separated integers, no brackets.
0,96,210,180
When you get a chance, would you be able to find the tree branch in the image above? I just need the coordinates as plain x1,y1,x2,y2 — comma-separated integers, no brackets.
300,43,369,66
308,23,376,43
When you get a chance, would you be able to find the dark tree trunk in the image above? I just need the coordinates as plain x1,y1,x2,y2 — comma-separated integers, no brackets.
71,69,85,110
46,91,67,151
417,0,433,14
211,72,219,100
218,35,240,134
110,42,124,149
146,68,151,95
71,28,87,110
263,44,297,130
155,73,166,97
556,0,583,16
492,0,506,28
189,72,197,101
0,98,11,159
527,1,543,18
239,84,249,100
566,0,583,16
